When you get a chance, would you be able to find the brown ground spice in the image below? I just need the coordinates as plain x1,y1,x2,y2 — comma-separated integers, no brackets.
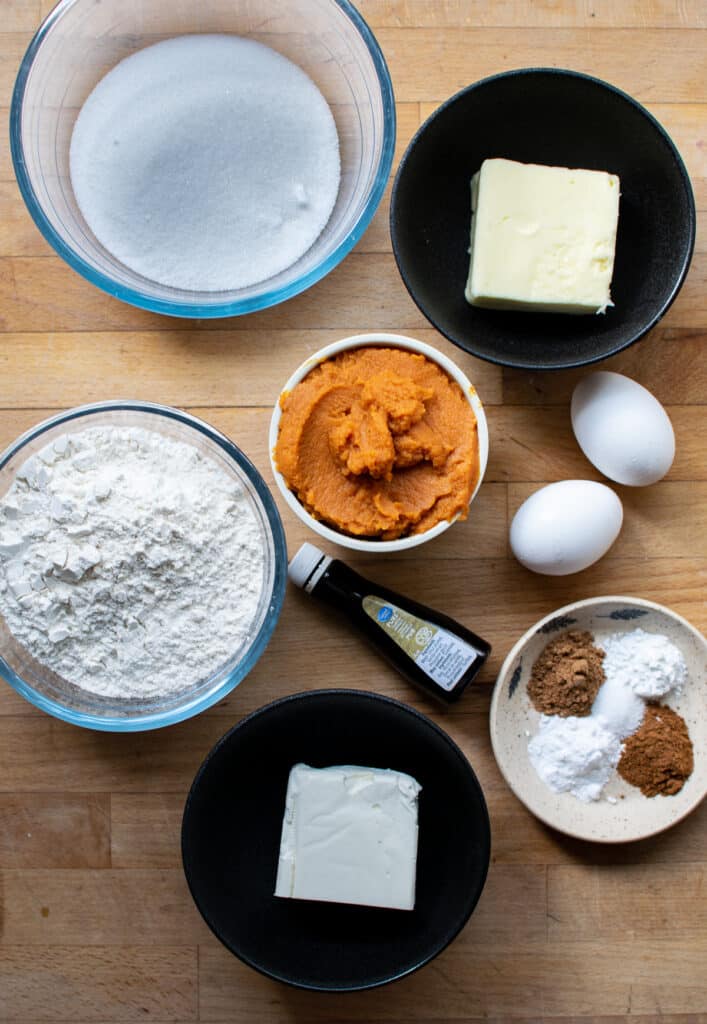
618,704,694,797
527,630,605,716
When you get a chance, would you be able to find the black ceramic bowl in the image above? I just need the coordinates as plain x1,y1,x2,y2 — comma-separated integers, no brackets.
390,68,696,370
182,690,491,991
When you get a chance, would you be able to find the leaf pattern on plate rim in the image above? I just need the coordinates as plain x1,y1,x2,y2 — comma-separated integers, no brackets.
536,615,577,634
508,661,522,698
597,608,650,621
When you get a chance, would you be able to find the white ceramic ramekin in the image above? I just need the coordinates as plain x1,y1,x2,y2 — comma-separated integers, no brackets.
268,332,489,553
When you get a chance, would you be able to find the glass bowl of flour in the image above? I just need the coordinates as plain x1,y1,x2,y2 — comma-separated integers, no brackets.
11,0,394,317
0,403,287,731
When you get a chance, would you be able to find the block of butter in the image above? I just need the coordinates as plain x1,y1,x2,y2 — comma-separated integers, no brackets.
274,763,421,911
465,157,620,314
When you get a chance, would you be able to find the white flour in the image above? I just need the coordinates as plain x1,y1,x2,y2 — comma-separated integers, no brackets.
70,35,341,292
0,426,267,699
599,628,687,700
528,714,623,803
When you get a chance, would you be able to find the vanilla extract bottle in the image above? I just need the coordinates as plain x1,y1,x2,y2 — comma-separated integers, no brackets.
288,542,491,704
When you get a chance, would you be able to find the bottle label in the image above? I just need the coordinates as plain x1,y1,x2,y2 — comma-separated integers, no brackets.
362,595,479,691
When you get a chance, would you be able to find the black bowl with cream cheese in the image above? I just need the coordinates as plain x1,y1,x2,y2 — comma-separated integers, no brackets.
182,689,491,991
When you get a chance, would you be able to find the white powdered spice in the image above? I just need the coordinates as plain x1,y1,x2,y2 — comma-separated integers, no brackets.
0,426,267,699
599,628,687,700
528,715,623,803
590,672,645,739
70,35,341,292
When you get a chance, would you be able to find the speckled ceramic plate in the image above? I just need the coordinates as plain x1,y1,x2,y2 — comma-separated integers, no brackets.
490,597,707,843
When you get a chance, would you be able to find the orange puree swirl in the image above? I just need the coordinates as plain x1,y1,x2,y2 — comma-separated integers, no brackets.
275,347,480,540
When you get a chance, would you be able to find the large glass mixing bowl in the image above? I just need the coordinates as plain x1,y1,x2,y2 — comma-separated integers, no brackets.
10,0,395,317
0,402,287,731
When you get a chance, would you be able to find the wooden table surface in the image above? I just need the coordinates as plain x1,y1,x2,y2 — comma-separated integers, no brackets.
1,1,706,1021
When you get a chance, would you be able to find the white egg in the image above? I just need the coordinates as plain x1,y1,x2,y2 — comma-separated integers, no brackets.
510,480,623,576
571,371,675,486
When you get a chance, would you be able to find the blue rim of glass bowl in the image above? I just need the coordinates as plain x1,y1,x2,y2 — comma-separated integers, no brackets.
0,401,288,731
9,0,396,319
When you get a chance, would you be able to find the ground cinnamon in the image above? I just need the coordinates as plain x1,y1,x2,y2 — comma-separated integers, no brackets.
527,630,605,716
618,704,694,797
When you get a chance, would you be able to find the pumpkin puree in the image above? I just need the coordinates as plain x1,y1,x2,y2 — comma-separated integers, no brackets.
275,347,480,539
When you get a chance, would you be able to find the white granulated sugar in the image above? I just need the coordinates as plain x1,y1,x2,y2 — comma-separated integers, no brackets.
590,671,645,739
527,714,623,802
599,628,687,700
0,426,266,699
70,35,341,292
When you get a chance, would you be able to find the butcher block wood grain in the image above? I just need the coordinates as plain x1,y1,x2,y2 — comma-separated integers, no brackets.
0,2,705,1022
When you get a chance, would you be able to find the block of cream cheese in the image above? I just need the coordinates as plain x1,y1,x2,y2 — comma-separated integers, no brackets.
465,157,620,314
274,763,421,911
